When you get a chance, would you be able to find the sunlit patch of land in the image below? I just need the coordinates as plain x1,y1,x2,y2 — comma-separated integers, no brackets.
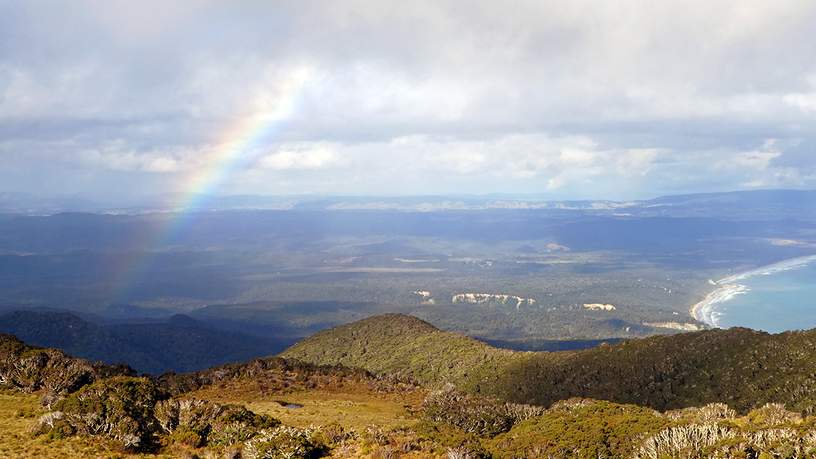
186,381,426,431
0,390,138,458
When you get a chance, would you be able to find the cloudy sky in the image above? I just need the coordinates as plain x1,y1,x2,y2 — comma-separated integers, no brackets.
1,1,815,202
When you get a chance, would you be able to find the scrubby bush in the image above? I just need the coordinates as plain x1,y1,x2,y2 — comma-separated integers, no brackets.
167,425,205,448
746,403,802,427
155,398,280,447
31,410,75,439
0,335,133,395
314,422,355,446
241,425,325,459
34,377,281,452
446,446,487,459
635,422,816,458
665,402,737,423
47,376,162,451
635,423,737,459
490,399,668,458
422,384,544,436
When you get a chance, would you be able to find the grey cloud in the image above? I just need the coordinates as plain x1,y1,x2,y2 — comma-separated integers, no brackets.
1,0,816,201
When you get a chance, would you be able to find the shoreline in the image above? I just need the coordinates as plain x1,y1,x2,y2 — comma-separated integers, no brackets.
690,254,816,328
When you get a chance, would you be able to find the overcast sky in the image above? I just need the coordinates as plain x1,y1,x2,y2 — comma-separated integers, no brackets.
1,1,815,201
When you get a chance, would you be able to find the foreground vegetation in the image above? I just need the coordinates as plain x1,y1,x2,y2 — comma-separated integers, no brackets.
8,312,816,457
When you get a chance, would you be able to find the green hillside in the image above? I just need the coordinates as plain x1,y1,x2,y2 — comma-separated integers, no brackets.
281,313,530,393
283,313,816,413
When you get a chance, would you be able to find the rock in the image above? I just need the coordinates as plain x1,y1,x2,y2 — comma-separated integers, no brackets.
452,293,536,309
583,303,616,311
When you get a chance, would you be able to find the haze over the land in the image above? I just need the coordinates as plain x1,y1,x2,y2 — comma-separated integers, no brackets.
2,1,816,204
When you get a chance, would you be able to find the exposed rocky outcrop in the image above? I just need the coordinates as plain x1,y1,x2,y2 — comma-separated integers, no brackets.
452,293,536,309
583,303,616,311
412,290,436,304
644,321,702,331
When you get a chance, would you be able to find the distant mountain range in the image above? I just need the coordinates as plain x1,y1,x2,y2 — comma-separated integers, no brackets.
0,310,291,374
3,189,816,216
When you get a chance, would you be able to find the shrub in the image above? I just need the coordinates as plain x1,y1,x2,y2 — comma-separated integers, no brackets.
48,376,162,451
35,378,280,452
746,403,802,427
490,399,668,458
665,403,737,423
167,425,205,448
634,423,737,459
241,425,325,459
155,398,280,447
422,384,544,437
315,422,355,446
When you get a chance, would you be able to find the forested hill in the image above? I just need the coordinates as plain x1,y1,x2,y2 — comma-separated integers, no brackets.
282,313,816,413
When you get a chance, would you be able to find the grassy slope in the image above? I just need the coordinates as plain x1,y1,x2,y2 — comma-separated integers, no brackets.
282,313,816,413
188,382,425,431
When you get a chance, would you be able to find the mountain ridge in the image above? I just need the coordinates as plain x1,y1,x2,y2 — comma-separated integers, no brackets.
0,310,290,374
282,313,816,413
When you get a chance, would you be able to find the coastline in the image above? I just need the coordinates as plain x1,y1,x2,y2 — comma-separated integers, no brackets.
690,254,816,328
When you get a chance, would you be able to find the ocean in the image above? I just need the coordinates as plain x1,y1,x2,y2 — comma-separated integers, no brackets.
700,256,816,333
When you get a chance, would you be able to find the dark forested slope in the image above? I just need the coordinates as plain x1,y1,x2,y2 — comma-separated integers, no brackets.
283,313,816,413
0,310,287,374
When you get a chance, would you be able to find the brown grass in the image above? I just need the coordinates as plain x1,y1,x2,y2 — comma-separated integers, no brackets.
187,380,425,431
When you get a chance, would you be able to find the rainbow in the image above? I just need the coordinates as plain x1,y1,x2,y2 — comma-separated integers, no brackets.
175,66,313,213
113,67,313,301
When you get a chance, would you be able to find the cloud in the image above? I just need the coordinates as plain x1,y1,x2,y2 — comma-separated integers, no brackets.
229,134,668,198
78,141,197,173
784,93,816,112
258,145,339,170
2,1,816,200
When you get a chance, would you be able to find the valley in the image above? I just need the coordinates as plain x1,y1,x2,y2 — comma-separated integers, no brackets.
0,191,814,364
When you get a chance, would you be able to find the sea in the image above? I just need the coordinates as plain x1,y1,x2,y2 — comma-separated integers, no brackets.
702,256,816,333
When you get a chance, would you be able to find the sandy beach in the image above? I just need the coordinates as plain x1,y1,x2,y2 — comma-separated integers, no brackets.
690,254,816,328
